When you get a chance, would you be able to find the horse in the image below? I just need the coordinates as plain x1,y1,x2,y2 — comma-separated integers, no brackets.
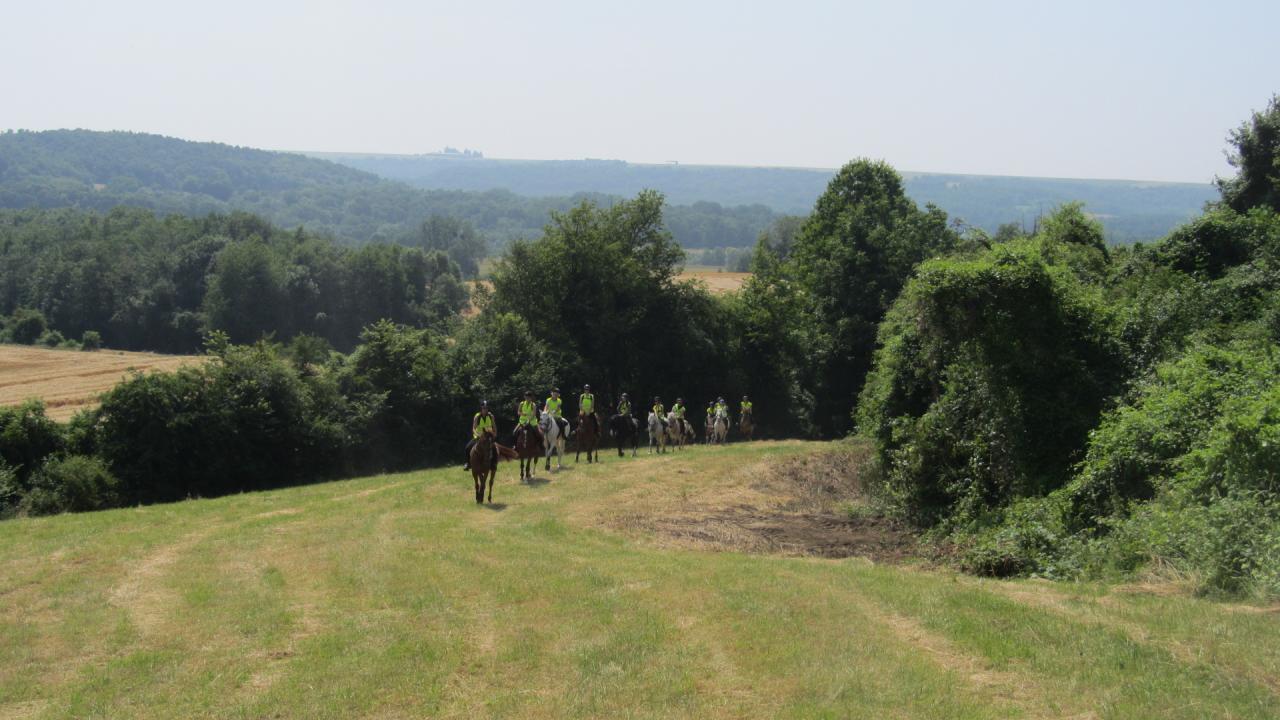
514,423,544,481
470,432,497,504
711,407,729,445
610,413,639,457
739,411,754,442
705,414,715,445
647,412,667,454
665,412,692,450
575,412,601,463
540,411,565,471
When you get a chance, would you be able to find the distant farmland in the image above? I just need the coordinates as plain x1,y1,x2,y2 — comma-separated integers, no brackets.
0,345,201,420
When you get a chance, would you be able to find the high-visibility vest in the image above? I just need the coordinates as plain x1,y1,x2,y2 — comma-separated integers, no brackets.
619,401,631,415
580,393,594,413
672,403,685,419
741,401,753,413
473,412,494,439
519,400,537,425
653,403,665,416
545,397,562,417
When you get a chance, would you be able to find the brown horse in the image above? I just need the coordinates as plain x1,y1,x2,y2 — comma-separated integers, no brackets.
739,412,754,441
575,412,600,463
470,432,497,504
515,424,544,481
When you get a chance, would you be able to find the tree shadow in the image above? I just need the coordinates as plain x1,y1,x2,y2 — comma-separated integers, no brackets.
483,502,508,511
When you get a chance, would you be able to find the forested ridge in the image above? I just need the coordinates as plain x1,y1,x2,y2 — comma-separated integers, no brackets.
323,151,1216,243
0,129,781,252
3,96,1279,601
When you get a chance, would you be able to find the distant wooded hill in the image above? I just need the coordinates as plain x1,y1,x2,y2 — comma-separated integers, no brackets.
0,130,777,252
318,153,1218,243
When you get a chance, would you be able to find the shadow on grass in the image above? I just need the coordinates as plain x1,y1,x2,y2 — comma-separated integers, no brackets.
522,477,551,487
483,502,508,512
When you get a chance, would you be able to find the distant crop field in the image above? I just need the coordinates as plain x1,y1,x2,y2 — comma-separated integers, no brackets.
0,345,201,420
678,269,750,294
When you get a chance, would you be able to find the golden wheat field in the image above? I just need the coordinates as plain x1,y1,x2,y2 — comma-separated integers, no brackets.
677,269,751,294
0,345,202,420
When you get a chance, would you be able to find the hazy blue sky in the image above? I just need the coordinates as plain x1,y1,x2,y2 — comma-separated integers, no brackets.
3,0,1276,182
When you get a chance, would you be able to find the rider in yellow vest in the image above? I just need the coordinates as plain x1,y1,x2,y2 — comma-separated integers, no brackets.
545,387,567,437
672,398,687,436
517,391,543,443
618,393,631,417
653,396,668,430
740,395,753,419
716,396,729,418
463,400,497,470
579,384,597,433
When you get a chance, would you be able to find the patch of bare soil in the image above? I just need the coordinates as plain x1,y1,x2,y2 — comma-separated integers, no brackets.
609,445,918,561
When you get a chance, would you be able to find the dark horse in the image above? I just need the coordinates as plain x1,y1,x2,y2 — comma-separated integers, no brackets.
575,412,601,463
609,413,639,457
514,424,544,481
469,432,497,504
739,412,754,442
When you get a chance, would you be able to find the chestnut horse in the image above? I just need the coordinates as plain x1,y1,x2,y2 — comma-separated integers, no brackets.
515,424,544,481
739,412,754,441
575,412,601,463
470,432,497,504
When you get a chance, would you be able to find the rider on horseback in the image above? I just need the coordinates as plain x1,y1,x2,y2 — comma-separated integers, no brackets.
673,397,687,437
618,393,631,416
579,384,597,433
653,396,668,431
463,400,497,471
516,391,543,443
545,387,568,438
740,395,753,419
716,396,729,418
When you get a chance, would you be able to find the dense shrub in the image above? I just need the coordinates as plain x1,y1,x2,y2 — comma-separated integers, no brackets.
21,455,120,515
0,400,64,482
7,308,47,344
857,237,1126,526
80,330,102,351
91,343,355,503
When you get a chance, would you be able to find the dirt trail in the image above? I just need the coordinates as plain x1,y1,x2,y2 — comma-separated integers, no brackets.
591,444,917,561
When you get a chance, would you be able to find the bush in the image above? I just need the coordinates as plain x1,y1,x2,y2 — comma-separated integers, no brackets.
22,455,120,515
0,461,21,518
0,401,64,483
7,308,47,344
38,329,67,347
857,238,1126,526
80,330,102,351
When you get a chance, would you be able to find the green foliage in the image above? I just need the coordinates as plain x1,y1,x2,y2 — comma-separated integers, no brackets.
7,307,47,344
448,313,558,424
0,400,64,483
80,330,102,351
0,208,468,352
857,237,1125,526
90,343,354,503
1217,94,1280,214
790,159,958,435
21,455,119,515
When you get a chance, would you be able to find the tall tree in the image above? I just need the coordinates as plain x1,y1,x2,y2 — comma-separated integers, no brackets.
1217,94,1280,213
788,159,957,436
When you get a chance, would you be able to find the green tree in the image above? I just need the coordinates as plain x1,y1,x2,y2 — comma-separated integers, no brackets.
789,159,957,435
202,237,289,343
1217,94,1280,213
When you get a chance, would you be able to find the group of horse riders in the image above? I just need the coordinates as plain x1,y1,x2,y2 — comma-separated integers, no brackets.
463,385,754,470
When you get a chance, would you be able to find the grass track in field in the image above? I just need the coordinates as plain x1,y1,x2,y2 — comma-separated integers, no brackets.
1,440,1277,718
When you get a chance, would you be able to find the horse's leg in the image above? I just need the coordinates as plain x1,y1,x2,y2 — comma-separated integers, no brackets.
473,472,482,504
486,468,494,503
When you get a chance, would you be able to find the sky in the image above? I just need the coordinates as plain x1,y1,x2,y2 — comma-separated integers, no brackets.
2,0,1277,183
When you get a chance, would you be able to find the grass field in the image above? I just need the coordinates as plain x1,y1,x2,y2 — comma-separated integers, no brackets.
676,268,750,295
2,441,1277,719
0,345,202,421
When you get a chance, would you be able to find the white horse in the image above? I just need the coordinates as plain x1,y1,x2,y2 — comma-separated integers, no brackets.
540,411,566,470
647,412,667,454
711,407,729,444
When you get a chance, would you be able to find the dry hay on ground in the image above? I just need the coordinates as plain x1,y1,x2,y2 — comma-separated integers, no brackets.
599,444,917,561
0,345,201,420
677,269,750,294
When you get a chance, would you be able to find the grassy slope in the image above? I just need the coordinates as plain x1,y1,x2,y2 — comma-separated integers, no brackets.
2,441,1277,719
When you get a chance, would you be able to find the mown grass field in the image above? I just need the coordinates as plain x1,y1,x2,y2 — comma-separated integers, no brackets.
2,441,1277,719
0,346,201,421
